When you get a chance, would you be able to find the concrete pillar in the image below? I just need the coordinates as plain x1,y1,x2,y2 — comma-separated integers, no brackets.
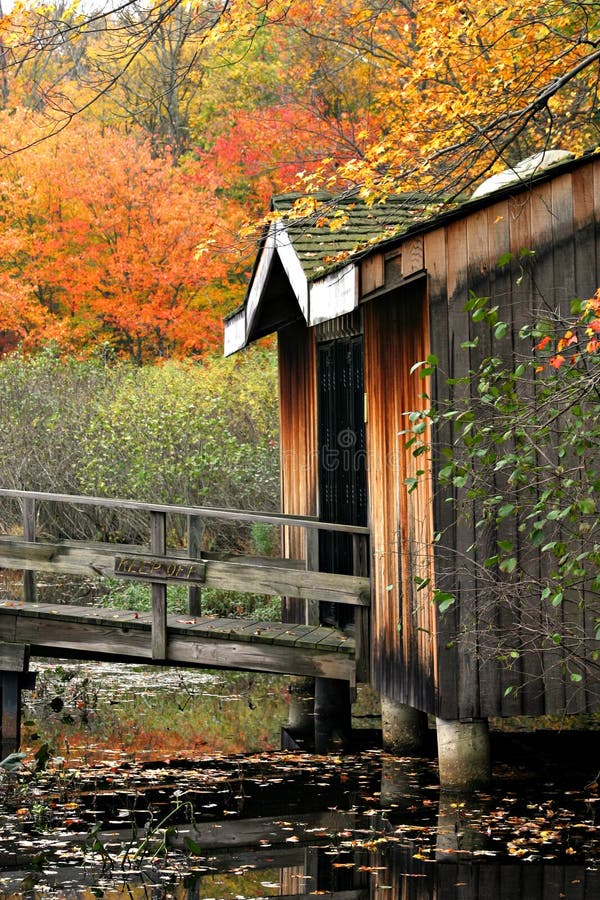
314,677,352,753
436,717,491,791
381,697,428,755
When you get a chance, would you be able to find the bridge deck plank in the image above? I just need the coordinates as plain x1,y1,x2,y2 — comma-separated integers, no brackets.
0,601,356,683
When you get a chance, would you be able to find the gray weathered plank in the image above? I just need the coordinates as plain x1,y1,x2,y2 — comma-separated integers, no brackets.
0,602,356,683
0,538,370,606
0,488,369,535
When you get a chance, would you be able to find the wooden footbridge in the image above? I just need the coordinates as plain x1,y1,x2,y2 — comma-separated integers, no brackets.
0,489,370,755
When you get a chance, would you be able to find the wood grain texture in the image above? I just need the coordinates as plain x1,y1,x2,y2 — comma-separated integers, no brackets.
0,602,356,683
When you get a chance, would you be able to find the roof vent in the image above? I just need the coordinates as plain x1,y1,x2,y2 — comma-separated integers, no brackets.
471,150,575,200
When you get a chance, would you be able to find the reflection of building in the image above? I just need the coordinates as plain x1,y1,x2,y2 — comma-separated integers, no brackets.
225,151,600,787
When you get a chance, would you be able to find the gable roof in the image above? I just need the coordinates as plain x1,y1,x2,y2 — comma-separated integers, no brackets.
224,149,592,356
270,192,440,282
224,191,437,355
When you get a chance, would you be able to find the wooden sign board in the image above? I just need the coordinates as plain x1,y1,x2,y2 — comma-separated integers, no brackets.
114,555,206,584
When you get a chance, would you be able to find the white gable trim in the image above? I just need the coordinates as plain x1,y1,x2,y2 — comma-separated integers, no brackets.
309,263,358,325
274,224,309,321
223,307,246,357
245,225,277,339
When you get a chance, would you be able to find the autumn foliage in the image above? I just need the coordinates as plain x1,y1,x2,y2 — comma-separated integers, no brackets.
0,1,599,357
536,290,600,370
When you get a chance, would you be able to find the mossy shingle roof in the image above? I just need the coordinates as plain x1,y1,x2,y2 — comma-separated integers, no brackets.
271,192,444,282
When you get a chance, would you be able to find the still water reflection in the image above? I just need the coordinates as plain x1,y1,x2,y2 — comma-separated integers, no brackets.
0,746,598,900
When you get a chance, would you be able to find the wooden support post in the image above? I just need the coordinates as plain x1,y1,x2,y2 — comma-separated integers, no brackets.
352,533,370,682
150,511,167,660
0,642,30,758
305,526,320,626
187,515,202,616
22,497,36,603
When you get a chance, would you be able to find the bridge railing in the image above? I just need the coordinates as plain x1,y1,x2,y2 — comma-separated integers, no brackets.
0,489,370,679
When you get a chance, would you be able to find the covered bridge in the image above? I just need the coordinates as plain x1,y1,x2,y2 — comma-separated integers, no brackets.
225,150,600,788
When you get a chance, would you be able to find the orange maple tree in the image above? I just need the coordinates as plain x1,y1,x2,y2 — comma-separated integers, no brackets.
0,112,242,360
1,0,599,358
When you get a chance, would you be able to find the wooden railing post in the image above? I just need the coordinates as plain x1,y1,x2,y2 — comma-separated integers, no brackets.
150,510,167,659
187,514,202,616
0,642,30,756
353,533,370,683
22,497,36,603
304,526,320,625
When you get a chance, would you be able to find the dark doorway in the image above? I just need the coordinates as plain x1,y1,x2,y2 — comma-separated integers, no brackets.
317,334,368,629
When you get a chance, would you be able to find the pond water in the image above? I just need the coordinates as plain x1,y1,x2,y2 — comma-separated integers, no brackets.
0,661,598,899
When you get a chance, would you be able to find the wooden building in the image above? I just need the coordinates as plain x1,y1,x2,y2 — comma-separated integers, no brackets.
224,150,600,780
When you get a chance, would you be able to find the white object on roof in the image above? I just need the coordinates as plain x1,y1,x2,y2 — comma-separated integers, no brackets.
471,150,575,200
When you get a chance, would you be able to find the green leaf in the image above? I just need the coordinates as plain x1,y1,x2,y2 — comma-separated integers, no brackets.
570,673,583,683
497,503,515,520
433,590,456,613
497,539,514,553
499,557,517,574
185,837,205,856
497,251,514,268
494,322,508,340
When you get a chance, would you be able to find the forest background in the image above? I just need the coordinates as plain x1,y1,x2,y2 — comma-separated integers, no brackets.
1,0,600,552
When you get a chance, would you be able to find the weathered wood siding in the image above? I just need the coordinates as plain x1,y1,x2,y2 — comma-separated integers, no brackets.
424,156,600,718
273,154,600,717
278,321,318,624
364,280,436,710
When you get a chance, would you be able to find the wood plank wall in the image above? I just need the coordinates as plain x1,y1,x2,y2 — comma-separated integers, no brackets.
275,154,600,717
364,280,436,711
424,156,600,718
278,321,318,624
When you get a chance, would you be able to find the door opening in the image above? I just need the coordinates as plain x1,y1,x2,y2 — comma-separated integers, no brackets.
317,333,368,629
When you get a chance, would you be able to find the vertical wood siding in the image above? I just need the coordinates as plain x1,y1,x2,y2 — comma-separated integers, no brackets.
274,154,600,716
278,322,318,624
364,280,436,710
425,158,600,718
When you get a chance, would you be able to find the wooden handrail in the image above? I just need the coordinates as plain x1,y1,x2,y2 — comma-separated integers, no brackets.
0,488,369,535
0,488,371,672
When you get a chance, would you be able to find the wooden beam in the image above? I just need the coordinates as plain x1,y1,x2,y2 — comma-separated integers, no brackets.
352,533,371,683
187,514,203,616
0,604,356,684
0,539,370,607
0,489,369,535
0,672,20,758
0,642,29,757
114,555,206,584
304,526,319,625
22,497,36,603
150,511,167,660
0,642,29,671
